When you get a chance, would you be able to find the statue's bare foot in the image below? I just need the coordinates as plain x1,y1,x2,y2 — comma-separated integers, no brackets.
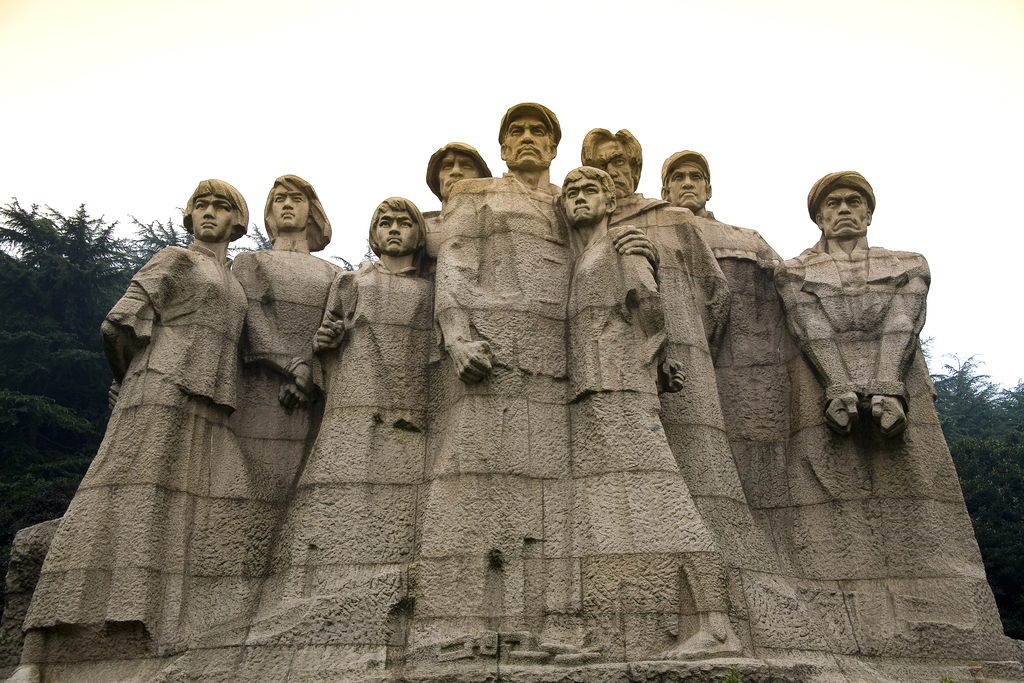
871,395,906,437
5,664,40,683
658,612,742,661
824,393,859,435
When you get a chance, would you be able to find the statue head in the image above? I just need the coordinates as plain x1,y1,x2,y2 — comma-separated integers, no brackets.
580,128,642,199
562,166,617,229
660,151,712,214
368,197,426,259
184,179,248,242
263,175,332,252
498,102,560,172
808,171,875,240
426,142,492,202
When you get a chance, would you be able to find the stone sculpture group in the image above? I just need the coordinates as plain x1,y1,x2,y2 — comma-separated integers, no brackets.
2,103,1020,683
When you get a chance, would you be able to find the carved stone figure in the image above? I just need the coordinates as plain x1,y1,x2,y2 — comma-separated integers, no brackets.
660,150,778,267
582,130,780,604
422,142,492,257
247,198,433,665
13,181,250,680
420,105,664,663
562,166,741,660
776,172,926,436
3,115,1021,683
764,171,1011,662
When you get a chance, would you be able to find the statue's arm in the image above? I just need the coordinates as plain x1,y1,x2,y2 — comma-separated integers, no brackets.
234,255,296,376
872,256,930,398
674,217,730,358
435,196,493,384
775,265,855,394
102,277,157,410
313,270,350,353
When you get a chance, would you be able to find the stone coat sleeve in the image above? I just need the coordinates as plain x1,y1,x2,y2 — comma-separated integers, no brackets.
233,252,294,375
775,252,857,398
103,246,245,409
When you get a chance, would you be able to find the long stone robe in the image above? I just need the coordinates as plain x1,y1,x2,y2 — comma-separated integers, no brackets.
417,174,573,655
25,244,249,657
248,261,433,665
608,197,781,596
566,227,739,659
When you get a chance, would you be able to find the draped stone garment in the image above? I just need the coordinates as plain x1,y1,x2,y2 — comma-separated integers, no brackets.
248,262,433,661
25,244,249,656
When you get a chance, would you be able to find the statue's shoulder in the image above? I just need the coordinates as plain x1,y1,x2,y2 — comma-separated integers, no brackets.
137,245,196,277
779,247,822,274
868,247,930,283
449,176,507,198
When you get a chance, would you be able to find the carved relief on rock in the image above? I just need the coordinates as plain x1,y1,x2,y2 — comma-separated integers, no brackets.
561,166,741,660
247,198,433,662
18,181,251,678
775,172,929,437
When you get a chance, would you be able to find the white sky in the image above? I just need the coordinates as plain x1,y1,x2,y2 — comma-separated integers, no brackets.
1,0,1022,386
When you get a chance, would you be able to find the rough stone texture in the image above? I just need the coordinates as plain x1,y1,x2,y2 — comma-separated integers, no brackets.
4,143,1021,681
0,520,59,679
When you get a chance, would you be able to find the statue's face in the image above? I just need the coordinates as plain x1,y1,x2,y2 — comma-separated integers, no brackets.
501,116,556,171
663,162,710,213
563,176,614,229
438,152,483,202
817,188,872,239
268,185,310,233
592,140,636,199
374,209,420,257
191,193,236,243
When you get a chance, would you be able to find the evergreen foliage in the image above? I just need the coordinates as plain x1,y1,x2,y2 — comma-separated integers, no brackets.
0,202,134,614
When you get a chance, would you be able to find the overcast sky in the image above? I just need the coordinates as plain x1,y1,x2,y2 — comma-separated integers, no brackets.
1,0,1022,386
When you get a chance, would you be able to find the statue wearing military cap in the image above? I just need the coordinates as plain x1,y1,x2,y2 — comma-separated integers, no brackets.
425,142,492,205
497,102,561,194
422,142,492,257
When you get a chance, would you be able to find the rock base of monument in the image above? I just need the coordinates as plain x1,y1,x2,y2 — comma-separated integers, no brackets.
17,647,1024,683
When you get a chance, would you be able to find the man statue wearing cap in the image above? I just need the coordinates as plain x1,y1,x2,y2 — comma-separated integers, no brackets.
582,130,730,356
422,142,492,257
775,171,930,437
661,150,779,267
581,133,778,658
417,102,576,659
417,104,662,661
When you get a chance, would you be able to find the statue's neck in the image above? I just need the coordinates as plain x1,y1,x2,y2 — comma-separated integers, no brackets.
823,235,868,257
193,238,228,262
510,166,550,190
379,252,414,273
272,231,310,253
575,220,608,252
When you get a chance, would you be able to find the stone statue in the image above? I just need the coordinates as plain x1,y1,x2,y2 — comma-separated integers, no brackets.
582,131,729,358
775,172,928,436
422,142,492,257
582,130,780,611
562,166,741,660
660,150,778,267
761,171,1010,663
234,175,338,410
246,198,433,663
3,112,1020,683
11,181,251,681
206,176,341,647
